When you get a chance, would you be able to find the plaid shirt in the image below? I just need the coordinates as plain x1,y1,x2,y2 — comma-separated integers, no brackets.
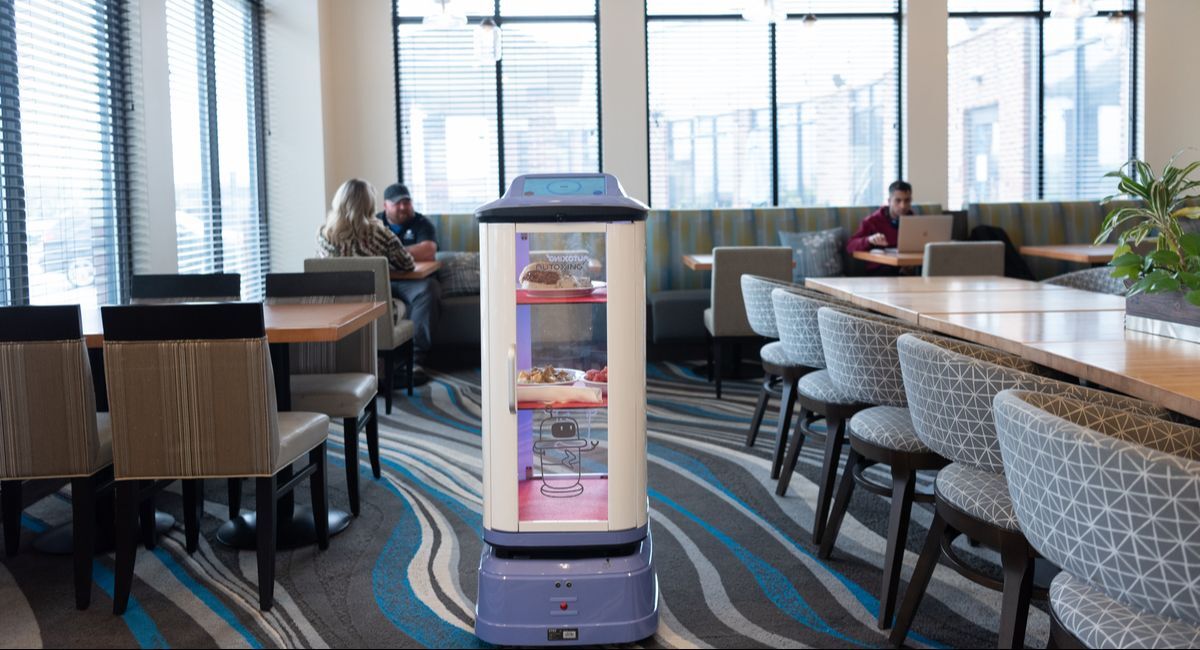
316,221,415,273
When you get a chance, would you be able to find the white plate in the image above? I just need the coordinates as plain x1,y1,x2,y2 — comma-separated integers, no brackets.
522,280,606,299
581,378,608,395
517,368,585,386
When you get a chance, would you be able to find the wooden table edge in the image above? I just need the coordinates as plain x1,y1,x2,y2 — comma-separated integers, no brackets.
850,250,924,267
390,260,442,281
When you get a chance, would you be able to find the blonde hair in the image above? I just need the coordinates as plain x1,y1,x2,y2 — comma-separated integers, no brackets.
322,178,378,244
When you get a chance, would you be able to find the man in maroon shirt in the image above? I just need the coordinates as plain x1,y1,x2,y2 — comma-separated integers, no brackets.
846,180,914,274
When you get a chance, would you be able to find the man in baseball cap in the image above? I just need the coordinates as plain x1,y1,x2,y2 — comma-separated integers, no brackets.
377,182,440,385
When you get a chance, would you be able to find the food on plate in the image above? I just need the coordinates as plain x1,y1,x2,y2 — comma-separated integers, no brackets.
584,366,608,383
518,364,576,384
519,261,588,290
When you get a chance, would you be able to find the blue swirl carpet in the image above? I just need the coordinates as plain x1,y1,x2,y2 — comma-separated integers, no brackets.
0,362,1047,648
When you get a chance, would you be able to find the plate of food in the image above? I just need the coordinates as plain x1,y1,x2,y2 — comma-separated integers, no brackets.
581,366,608,395
519,261,604,298
518,364,584,386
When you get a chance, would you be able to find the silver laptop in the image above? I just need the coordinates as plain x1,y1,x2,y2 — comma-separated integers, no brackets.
886,215,954,254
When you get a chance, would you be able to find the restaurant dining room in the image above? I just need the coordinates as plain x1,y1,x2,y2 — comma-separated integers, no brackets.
3,0,1200,648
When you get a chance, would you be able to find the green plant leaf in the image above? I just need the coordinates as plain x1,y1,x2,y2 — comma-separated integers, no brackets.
1127,276,1153,296
1188,289,1200,307
1149,250,1182,269
1181,232,1200,259
1179,272,1200,291
1111,252,1143,268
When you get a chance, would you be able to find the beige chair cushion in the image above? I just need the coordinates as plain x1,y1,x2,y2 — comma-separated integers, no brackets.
710,246,793,337
275,411,330,471
393,318,415,346
703,308,715,336
290,373,378,418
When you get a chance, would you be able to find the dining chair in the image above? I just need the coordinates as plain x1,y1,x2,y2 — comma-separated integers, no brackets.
102,302,331,612
1042,267,1126,295
129,273,241,303
0,305,112,610
922,241,1004,277
994,390,1200,649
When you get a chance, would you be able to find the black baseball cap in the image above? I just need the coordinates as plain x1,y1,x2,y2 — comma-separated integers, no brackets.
383,183,411,203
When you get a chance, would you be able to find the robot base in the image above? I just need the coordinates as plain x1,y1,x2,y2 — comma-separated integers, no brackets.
475,528,658,646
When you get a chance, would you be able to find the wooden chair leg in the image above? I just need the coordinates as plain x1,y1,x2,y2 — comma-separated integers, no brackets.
998,537,1035,649
381,349,394,415
878,466,917,629
182,479,203,555
818,448,863,560
406,340,414,396
227,478,242,520
112,481,139,616
70,476,95,610
745,374,774,448
889,511,950,647
366,401,381,479
811,417,846,546
138,487,156,550
310,443,330,551
771,380,799,483
2,480,21,557
255,476,276,611
344,417,360,516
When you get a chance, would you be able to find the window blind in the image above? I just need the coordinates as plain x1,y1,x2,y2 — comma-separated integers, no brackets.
646,1,901,209
948,0,1139,208
1,0,131,307
394,1,599,214
167,0,267,300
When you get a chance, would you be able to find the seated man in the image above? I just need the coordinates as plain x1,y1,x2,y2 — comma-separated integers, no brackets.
846,180,914,275
378,183,440,382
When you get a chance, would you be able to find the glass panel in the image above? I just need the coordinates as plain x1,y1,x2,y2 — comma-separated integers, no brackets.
499,0,595,17
514,230,608,524
948,16,1039,207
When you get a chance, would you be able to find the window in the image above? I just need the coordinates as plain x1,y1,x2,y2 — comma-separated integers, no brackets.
394,1,600,214
948,0,1140,208
0,0,131,307
167,0,267,300
647,1,902,209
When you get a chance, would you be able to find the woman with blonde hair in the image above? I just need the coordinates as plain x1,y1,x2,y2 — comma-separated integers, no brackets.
317,178,415,272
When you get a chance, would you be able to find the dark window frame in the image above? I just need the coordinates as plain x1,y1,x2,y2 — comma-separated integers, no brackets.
948,0,1141,201
644,2,905,208
391,0,603,201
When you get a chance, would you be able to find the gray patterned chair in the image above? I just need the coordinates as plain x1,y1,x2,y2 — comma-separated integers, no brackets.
994,390,1200,649
813,306,948,630
264,271,380,517
740,275,819,449
1042,267,1126,296
129,273,241,303
102,302,331,612
0,305,112,610
704,246,793,398
305,256,416,413
770,288,878,546
889,333,1169,649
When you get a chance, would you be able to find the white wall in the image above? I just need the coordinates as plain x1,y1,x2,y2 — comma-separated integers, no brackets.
130,0,178,274
904,0,949,208
263,0,328,272
1143,0,1200,167
600,0,648,204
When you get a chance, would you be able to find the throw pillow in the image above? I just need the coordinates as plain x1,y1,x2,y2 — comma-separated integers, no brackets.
778,228,845,283
436,251,481,297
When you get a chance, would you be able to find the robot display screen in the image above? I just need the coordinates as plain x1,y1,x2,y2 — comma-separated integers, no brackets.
521,176,607,197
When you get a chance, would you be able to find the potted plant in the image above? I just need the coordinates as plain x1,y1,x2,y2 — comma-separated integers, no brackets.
1096,155,1200,342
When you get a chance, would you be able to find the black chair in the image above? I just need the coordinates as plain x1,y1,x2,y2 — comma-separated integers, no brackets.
130,273,242,303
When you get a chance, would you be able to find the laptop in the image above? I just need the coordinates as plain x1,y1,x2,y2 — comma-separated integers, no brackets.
884,215,955,254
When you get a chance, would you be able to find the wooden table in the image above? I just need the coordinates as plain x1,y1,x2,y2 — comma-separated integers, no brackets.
806,275,1066,303
851,249,925,267
85,301,385,550
805,276,1200,420
1019,244,1118,265
683,254,714,271
390,260,441,280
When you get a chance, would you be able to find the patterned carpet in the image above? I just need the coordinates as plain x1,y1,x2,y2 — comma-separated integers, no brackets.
0,362,1050,648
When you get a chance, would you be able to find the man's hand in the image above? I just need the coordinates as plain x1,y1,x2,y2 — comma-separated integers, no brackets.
406,240,438,262
867,233,888,247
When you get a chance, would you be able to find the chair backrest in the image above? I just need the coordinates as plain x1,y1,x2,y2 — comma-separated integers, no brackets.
817,306,923,407
922,241,1004,277
130,273,241,303
266,271,377,375
0,305,103,479
710,247,792,337
101,303,280,479
740,275,799,339
994,389,1200,627
303,256,398,349
770,287,881,370
898,333,1167,473
1043,267,1126,296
